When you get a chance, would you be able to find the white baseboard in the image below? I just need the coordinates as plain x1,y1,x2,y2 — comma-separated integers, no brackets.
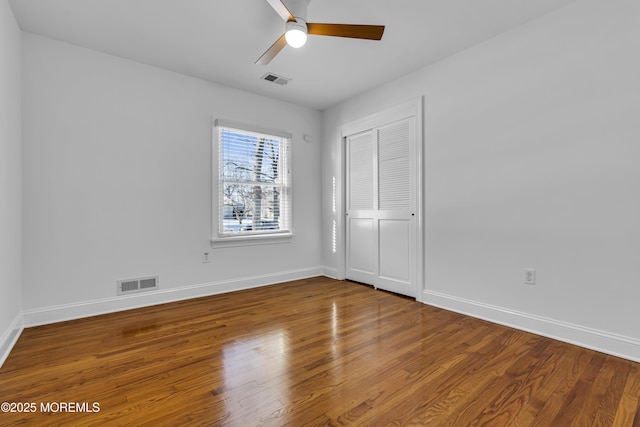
22,267,325,327
0,312,24,368
422,289,640,363
322,266,339,280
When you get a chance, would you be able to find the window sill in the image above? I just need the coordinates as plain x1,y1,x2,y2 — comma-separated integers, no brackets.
210,232,293,248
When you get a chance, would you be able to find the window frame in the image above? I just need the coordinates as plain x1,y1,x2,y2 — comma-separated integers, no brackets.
211,119,293,246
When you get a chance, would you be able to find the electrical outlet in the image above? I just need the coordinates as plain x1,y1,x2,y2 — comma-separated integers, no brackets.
203,252,210,263
524,268,535,285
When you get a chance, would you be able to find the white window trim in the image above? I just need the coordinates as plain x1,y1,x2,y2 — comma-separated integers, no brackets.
211,118,293,247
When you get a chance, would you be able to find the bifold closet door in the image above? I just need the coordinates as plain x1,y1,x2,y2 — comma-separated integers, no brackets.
345,117,416,298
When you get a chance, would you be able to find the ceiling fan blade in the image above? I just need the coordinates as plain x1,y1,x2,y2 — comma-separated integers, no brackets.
255,34,288,65
265,0,295,22
307,23,385,40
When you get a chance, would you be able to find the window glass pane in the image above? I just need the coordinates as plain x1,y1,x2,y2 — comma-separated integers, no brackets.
222,184,284,234
221,130,281,184
216,124,290,239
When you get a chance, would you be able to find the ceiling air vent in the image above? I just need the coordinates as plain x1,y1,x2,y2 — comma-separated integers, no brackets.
261,72,291,86
117,276,159,296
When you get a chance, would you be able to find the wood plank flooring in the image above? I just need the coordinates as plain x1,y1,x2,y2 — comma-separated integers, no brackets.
1,276,639,426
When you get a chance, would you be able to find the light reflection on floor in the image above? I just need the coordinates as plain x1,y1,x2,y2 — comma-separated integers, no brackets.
221,330,290,421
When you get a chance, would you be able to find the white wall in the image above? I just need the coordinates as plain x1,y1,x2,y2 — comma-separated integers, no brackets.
21,33,323,323
0,0,22,364
323,0,640,360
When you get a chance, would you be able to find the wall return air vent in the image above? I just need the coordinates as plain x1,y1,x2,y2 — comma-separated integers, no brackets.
261,72,291,85
117,276,159,296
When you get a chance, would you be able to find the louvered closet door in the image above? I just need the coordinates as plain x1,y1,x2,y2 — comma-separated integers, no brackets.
346,130,377,285
346,117,416,298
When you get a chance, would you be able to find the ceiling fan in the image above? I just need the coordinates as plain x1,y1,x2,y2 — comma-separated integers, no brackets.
255,0,385,65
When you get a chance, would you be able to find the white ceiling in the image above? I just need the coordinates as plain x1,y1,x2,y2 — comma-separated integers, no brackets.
9,0,575,110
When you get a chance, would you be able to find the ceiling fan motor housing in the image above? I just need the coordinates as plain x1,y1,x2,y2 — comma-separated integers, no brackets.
286,19,307,32
285,0,310,22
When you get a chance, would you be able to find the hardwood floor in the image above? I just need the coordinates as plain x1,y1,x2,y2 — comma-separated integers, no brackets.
1,277,639,426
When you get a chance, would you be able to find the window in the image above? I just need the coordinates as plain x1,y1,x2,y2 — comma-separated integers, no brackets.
213,120,291,242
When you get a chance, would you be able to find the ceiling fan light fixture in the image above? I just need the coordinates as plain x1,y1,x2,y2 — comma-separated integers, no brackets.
285,20,307,48
256,0,385,65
